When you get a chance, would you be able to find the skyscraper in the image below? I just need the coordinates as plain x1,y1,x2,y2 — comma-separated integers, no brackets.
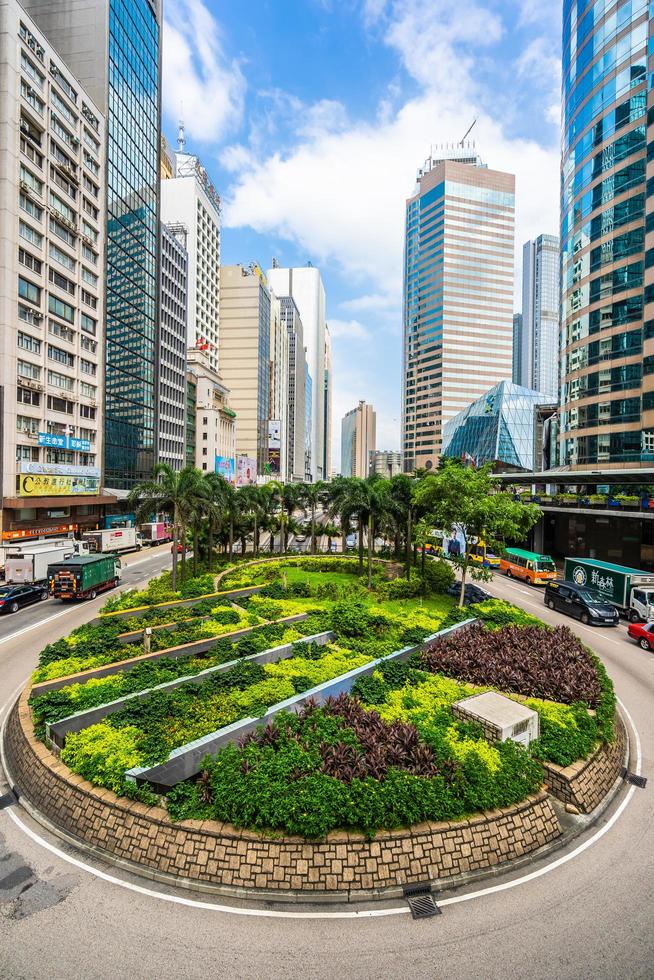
160,131,221,371
267,264,327,481
24,0,162,490
0,2,109,541
280,296,307,483
521,235,559,400
560,1,649,469
323,325,333,481
402,146,515,472
158,223,188,471
341,400,376,478
512,314,523,386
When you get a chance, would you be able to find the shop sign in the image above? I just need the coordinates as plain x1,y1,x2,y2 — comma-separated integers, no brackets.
21,461,101,478
38,432,91,452
18,474,99,497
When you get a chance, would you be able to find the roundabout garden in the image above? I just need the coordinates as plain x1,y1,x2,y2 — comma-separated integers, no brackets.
3,555,627,899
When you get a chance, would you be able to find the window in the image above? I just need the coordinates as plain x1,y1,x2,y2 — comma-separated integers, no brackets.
82,174,99,198
81,220,97,243
50,165,77,200
50,139,76,172
81,243,97,265
46,448,74,463
50,63,77,104
18,276,40,305
81,289,97,309
21,52,44,88
50,113,77,150
80,358,96,375
83,151,99,177
47,369,74,391
82,197,98,220
19,248,42,274
49,191,76,224
47,394,74,414
50,88,78,127
79,403,96,420
16,445,39,462
48,294,74,322
49,268,75,295
80,381,96,398
80,335,97,354
20,79,44,115
16,415,39,435
80,313,96,336
19,220,43,247
17,387,41,407
79,427,95,442
49,217,76,247
20,135,43,168
19,191,43,221
46,420,68,437
83,128,99,154
48,343,75,368
17,359,41,381
81,267,98,288
49,242,76,271
18,303,41,325
17,331,41,354
49,319,75,343
19,164,43,196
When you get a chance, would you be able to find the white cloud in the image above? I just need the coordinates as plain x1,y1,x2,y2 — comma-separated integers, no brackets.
163,0,245,144
339,293,398,314
327,318,372,341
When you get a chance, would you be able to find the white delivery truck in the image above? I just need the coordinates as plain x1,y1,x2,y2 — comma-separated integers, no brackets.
5,543,76,584
82,527,143,555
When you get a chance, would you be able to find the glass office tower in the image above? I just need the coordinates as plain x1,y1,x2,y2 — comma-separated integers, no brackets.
560,0,651,468
24,0,161,488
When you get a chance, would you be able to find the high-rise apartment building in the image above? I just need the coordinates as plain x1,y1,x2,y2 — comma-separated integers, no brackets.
402,146,515,472
560,1,651,469
24,0,163,490
267,264,327,481
323,325,333,481
186,346,235,476
520,235,559,400
161,130,221,371
512,314,523,386
219,264,271,477
0,2,110,542
280,296,307,483
158,223,188,471
341,400,376,478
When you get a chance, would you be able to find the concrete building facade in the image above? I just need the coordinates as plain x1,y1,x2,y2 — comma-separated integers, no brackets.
280,296,307,483
521,234,559,400
324,324,333,481
0,1,112,542
341,400,376,478
160,133,221,372
158,222,187,471
186,346,235,476
24,0,163,491
402,146,515,472
269,292,288,481
218,264,271,478
267,264,327,481
370,450,403,479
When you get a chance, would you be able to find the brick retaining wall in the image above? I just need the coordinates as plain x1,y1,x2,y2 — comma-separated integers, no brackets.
5,688,562,898
542,716,626,813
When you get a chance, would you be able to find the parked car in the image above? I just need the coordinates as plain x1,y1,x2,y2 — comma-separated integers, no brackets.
446,583,492,606
543,580,619,626
0,582,48,614
627,621,654,651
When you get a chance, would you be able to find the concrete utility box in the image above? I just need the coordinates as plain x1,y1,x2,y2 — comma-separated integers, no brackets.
452,692,539,748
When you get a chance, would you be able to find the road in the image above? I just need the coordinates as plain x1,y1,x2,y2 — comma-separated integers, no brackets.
0,563,652,979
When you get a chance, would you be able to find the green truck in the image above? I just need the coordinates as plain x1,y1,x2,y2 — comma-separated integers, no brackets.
564,557,654,621
47,555,122,601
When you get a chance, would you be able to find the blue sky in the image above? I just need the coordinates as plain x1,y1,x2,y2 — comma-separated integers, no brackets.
161,0,562,468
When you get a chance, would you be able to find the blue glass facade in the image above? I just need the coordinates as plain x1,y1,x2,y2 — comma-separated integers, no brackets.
441,382,552,472
560,0,654,468
104,0,160,487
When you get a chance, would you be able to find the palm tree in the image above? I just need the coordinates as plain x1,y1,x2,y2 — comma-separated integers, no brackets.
388,474,417,577
237,484,263,556
128,464,205,591
301,481,327,554
270,481,304,553
221,480,241,561
202,472,229,571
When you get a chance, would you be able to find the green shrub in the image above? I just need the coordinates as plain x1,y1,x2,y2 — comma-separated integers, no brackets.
330,598,370,638
420,559,455,594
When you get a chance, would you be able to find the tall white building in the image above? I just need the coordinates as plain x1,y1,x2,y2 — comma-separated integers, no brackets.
0,2,109,542
267,264,327,482
323,324,333,481
341,401,376,478
161,130,221,372
158,222,188,470
269,291,289,481
280,296,307,483
187,347,235,475
520,235,559,400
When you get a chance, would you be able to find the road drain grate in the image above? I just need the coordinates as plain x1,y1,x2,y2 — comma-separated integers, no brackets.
0,790,18,810
403,882,441,920
625,772,647,789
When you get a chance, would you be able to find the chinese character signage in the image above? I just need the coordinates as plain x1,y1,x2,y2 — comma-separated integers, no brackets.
38,432,91,452
18,474,99,497
21,461,101,478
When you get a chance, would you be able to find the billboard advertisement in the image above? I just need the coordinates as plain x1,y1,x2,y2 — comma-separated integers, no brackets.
18,473,99,497
236,456,256,486
38,432,91,452
267,448,281,474
215,455,235,482
20,461,101,479
268,420,281,449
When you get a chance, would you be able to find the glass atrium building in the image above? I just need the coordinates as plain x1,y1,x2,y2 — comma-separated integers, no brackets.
560,0,652,469
440,382,553,472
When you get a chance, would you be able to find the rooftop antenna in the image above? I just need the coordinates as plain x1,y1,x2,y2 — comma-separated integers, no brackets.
177,108,186,153
460,119,476,145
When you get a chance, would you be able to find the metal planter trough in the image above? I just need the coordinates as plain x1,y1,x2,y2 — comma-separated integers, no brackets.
46,631,335,749
127,618,475,795
31,613,311,697
93,585,266,626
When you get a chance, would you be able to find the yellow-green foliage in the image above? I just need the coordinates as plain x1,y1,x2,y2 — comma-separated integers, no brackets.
264,646,370,687
373,673,476,726
445,725,502,773
60,723,142,794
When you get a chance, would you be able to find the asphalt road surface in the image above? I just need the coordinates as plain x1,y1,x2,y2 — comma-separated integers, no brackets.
0,563,652,979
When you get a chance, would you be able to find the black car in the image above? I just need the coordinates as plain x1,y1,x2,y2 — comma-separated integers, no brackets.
0,583,49,614
447,583,492,606
543,580,619,626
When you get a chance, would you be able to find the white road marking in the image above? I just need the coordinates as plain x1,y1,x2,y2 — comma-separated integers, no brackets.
0,687,642,920
0,607,73,647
